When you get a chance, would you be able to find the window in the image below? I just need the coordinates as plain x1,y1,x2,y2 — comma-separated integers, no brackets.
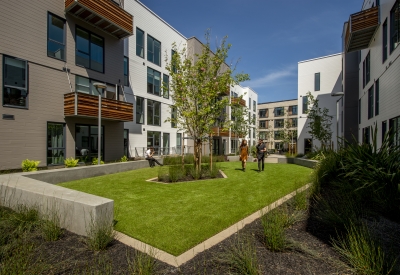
291,118,298,127
363,126,370,144
302,96,308,114
274,107,284,116
363,52,370,87
274,131,283,140
47,13,65,60
259,121,266,128
124,129,129,157
163,133,170,155
389,116,400,146
75,124,104,162
171,50,177,73
249,112,251,124
289,105,297,115
383,19,388,62
259,109,267,118
274,119,284,128
163,74,169,99
390,0,400,53
124,56,129,86
47,122,65,165
147,35,161,66
253,100,256,112
231,91,238,98
76,27,104,72
3,56,28,108
375,79,379,116
249,98,251,109
147,131,161,148
75,76,106,96
136,28,144,58
315,73,320,91
358,98,361,124
382,120,387,144
253,128,255,138
368,85,374,119
147,99,161,126
176,133,182,154
253,114,256,125
136,97,144,124
231,139,238,154
147,67,161,96
171,106,177,128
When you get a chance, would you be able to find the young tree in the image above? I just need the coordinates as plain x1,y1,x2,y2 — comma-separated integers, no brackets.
305,92,333,150
165,31,249,173
230,97,253,154
279,109,298,155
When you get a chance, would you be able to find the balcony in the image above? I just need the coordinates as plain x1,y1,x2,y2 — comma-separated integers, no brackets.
65,0,133,39
231,97,246,107
211,127,240,138
345,6,379,53
64,92,133,122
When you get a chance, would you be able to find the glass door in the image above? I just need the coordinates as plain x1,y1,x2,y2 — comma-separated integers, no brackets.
47,123,65,165
75,124,104,162
124,129,129,157
163,133,170,155
176,133,182,154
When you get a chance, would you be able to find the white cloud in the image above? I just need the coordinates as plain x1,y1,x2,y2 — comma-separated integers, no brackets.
247,66,296,88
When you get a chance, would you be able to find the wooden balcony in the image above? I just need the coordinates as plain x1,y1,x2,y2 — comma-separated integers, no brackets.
345,6,379,53
65,0,133,39
231,97,246,107
64,92,133,122
211,127,240,138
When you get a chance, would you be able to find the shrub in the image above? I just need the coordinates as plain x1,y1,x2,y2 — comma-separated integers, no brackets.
9,205,40,233
92,157,104,165
85,213,115,251
217,235,261,275
127,248,158,275
332,222,397,275
64,157,79,168
21,159,40,172
120,155,129,162
261,208,288,251
295,153,304,158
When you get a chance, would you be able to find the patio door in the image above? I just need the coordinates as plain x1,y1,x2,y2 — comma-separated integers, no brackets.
75,124,104,162
163,133,170,155
47,122,65,165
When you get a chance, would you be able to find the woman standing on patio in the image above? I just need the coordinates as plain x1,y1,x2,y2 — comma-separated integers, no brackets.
239,139,249,172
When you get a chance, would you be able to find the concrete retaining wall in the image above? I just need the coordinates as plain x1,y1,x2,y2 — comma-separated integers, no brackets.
0,173,113,236
286,158,318,168
25,159,160,184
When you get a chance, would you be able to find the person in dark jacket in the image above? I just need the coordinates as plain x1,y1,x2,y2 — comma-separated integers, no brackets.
256,139,266,172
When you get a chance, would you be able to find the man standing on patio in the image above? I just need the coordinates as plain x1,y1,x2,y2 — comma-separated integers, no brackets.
256,139,266,172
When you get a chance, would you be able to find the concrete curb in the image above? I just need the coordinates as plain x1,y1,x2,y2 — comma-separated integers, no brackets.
116,183,311,267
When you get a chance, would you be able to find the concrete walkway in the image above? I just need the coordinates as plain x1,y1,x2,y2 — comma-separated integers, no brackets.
115,183,311,267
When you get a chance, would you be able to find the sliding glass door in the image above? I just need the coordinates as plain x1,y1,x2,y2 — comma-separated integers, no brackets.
47,122,65,165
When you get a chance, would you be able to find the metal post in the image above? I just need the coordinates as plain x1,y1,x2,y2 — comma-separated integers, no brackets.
98,94,101,165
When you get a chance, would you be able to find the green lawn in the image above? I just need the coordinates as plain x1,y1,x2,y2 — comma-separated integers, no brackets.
59,161,312,255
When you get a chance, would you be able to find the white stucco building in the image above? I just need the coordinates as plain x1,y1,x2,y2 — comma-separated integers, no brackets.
297,53,342,154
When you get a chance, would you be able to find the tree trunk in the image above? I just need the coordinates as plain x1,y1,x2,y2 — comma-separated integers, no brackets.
194,139,202,174
209,134,213,173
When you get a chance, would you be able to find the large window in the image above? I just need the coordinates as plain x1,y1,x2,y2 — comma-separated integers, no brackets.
231,139,238,154
75,76,107,96
124,57,129,86
389,116,400,146
253,114,256,125
368,85,374,119
253,100,256,112
259,109,267,118
47,122,65,165
274,119,284,128
315,73,320,91
171,106,177,128
390,0,400,53
163,74,169,99
147,67,161,96
47,13,65,61
76,27,104,72
274,107,284,117
363,52,370,87
259,120,266,128
147,99,161,126
302,96,308,114
363,126,370,144
171,50,177,73
249,98,251,109
274,131,283,140
75,124,104,162
136,96,144,124
289,105,298,115
136,28,144,58
383,19,388,62
291,118,298,127
147,35,161,66
147,131,161,149
3,56,28,108
375,79,380,116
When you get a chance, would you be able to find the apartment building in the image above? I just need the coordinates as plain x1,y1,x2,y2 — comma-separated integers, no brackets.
258,99,298,152
341,0,400,147
123,1,186,157
0,0,134,170
298,53,342,154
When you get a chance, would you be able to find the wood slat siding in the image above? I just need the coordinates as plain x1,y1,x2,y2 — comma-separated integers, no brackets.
65,0,133,39
64,93,133,122
211,127,238,138
345,6,379,53
231,97,246,107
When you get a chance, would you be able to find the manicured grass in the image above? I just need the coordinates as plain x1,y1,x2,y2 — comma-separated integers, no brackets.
59,162,311,255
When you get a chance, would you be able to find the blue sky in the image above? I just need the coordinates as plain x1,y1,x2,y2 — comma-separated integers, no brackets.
139,0,362,103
